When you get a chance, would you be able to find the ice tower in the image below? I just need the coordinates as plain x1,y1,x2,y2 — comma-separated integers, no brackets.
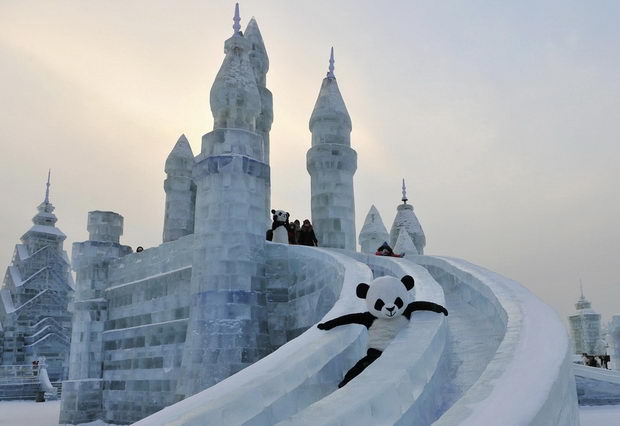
390,179,425,254
163,134,196,243
569,286,604,355
307,48,357,250
178,3,271,397
60,212,131,425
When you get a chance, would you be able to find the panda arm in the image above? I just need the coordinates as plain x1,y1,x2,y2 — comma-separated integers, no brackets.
403,301,448,320
317,312,375,330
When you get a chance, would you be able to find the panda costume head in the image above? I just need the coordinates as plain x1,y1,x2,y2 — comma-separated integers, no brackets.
271,209,289,225
356,275,414,319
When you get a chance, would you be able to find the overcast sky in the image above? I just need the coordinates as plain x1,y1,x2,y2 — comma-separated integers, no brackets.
0,1,618,328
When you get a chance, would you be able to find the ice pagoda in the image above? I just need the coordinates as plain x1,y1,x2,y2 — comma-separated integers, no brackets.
0,172,73,381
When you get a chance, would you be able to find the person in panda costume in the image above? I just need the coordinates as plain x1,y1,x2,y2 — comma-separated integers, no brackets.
270,209,290,244
317,275,448,388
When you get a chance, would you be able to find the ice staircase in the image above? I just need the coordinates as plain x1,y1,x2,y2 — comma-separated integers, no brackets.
136,250,579,425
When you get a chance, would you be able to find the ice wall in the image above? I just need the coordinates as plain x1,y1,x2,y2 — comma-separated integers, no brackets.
574,364,620,405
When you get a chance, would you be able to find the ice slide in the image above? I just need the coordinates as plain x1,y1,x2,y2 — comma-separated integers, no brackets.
136,248,579,425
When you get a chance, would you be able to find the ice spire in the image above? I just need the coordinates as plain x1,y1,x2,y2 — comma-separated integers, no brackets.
44,169,51,204
233,3,241,35
327,47,335,79
245,17,269,87
165,134,194,174
210,2,261,131
401,178,408,204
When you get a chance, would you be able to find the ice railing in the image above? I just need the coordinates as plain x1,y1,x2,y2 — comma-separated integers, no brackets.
417,256,579,426
573,364,620,385
135,248,372,425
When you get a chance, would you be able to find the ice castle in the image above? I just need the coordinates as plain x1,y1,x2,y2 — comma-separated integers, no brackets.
58,5,589,425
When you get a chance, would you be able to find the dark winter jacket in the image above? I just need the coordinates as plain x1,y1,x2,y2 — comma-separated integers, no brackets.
298,226,318,246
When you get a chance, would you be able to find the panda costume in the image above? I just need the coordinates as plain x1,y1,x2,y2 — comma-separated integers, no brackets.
318,275,448,388
270,209,290,244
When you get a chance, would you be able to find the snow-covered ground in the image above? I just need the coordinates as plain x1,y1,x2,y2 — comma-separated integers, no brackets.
0,400,60,426
1,400,619,425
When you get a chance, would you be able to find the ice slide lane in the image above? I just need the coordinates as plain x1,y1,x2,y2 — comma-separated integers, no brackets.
136,252,579,425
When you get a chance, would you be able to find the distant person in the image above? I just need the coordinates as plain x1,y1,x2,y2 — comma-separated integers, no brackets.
375,242,403,257
298,220,318,246
288,220,301,244
292,220,301,244
581,353,589,365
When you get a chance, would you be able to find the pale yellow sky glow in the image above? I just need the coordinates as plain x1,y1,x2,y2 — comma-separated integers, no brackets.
1,1,619,324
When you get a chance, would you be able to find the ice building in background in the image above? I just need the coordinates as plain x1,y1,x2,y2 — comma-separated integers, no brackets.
390,180,426,254
0,173,73,382
609,316,620,370
569,287,605,355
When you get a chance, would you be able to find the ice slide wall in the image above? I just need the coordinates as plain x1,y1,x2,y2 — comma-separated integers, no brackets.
136,247,579,425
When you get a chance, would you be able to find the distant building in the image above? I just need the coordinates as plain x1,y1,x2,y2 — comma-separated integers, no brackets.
568,288,604,355
0,173,73,381
609,316,620,370
389,180,426,254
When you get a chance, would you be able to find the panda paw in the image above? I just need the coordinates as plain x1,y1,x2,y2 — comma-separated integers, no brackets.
440,307,448,316
317,323,328,330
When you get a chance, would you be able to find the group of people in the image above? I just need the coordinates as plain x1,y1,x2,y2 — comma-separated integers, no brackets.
287,219,319,246
580,353,611,369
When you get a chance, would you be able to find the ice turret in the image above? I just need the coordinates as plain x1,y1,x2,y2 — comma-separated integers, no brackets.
61,211,131,424
359,205,390,254
389,180,425,254
393,229,419,257
163,134,196,243
209,4,262,132
245,17,273,222
307,48,357,250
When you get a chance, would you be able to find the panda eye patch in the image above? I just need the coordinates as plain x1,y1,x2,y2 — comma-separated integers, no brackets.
394,297,404,309
374,299,385,311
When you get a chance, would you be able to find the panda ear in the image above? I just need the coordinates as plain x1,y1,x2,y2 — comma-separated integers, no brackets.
271,209,276,214
356,283,370,299
401,275,415,290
